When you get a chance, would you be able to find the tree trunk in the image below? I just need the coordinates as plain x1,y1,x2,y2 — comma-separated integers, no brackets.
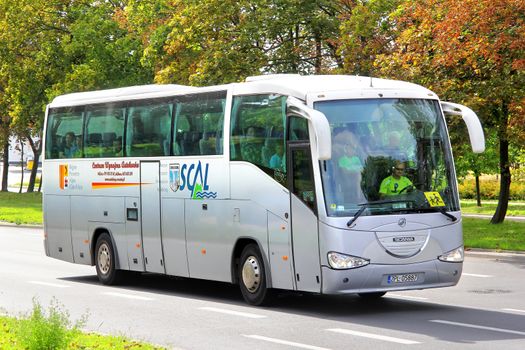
25,133,41,193
18,139,24,193
475,174,481,207
1,136,8,192
491,108,511,224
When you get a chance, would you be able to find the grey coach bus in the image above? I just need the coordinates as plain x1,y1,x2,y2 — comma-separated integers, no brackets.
43,75,484,305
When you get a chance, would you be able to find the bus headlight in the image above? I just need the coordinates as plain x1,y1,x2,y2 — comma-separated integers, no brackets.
438,246,464,263
327,252,370,269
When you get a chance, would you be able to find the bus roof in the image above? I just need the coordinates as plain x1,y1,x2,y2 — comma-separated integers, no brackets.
48,75,436,108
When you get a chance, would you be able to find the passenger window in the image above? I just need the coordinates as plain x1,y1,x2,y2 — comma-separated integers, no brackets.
126,102,172,157
85,106,125,158
45,108,84,159
230,94,287,185
173,92,226,156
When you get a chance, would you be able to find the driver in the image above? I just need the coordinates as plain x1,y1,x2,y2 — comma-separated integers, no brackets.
379,160,413,198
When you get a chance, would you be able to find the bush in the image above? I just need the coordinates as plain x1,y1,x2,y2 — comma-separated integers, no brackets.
458,177,525,200
16,298,86,350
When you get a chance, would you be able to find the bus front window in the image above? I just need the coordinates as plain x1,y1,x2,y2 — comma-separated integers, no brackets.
314,98,459,218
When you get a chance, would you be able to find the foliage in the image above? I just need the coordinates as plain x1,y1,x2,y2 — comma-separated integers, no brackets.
459,176,525,201
339,0,402,76
122,0,345,85
376,0,525,223
16,298,85,350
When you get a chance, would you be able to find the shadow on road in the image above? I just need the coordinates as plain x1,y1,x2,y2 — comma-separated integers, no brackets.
59,272,525,344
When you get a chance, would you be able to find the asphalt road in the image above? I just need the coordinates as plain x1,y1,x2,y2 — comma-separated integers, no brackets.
1,225,524,349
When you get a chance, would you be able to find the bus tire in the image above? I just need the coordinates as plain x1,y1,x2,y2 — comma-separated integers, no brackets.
95,232,121,285
358,292,386,299
239,244,270,306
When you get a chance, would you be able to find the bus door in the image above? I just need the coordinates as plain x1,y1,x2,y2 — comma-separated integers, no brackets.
287,116,321,293
140,161,166,273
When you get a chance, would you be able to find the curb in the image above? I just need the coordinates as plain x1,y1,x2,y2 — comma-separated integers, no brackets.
0,221,43,229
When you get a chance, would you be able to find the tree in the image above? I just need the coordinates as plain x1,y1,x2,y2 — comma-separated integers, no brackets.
377,0,525,223
122,0,345,86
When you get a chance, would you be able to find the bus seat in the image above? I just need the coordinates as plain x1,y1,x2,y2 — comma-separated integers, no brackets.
88,133,102,146
102,132,116,147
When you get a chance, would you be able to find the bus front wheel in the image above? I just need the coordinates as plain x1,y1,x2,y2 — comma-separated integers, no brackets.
95,232,121,285
239,244,269,306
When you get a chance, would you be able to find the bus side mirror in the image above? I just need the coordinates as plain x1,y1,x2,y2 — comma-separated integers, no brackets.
287,97,332,160
441,101,485,153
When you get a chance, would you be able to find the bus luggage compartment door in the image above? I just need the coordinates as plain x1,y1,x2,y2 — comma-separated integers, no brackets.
140,161,166,274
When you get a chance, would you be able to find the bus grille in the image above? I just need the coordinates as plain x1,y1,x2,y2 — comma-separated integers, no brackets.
375,231,429,258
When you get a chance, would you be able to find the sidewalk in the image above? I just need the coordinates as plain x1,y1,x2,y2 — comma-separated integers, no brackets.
462,213,525,221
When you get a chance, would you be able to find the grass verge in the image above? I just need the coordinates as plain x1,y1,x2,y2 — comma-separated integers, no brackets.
463,217,525,251
0,192,42,225
460,200,525,216
0,299,165,350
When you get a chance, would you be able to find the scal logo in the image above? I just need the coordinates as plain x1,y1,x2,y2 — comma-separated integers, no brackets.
169,161,217,199
59,164,69,189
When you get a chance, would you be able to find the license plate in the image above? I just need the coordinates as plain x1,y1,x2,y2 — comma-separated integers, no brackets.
387,273,418,284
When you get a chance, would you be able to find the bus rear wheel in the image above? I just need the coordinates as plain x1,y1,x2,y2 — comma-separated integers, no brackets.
239,244,270,306
95,232,121,285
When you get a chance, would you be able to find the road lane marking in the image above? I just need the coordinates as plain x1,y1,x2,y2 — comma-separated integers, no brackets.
28,281,70,288
462,273,493,278
502,308,525,314
326,328,420,345
243,335,331,350
102,292,154,301
429,320,525,336
388,294,429,301
199,307,266,319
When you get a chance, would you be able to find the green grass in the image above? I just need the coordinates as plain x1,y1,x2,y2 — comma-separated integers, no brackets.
461,200,525,216
0,192,42,225
463,217,525,251
0,298,165,350
0,316,165,349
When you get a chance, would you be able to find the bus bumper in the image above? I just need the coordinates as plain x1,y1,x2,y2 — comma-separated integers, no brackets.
321,259,462,295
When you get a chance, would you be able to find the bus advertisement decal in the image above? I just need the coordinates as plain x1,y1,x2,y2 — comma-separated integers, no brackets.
170,161,217,199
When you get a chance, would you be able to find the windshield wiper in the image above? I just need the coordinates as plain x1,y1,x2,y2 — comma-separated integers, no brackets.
346,199,414,227
434,207,457,221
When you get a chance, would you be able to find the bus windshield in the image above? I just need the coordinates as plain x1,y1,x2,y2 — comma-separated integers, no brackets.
314,98,459,218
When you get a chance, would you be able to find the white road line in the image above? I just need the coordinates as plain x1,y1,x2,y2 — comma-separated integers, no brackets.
199,307,266,319
243,335,331,350
429,320,525,336
102,292,154,301
28,281,70,288
388,293,429,301
326,328,421,345
462,273,493,278
502,308,525,314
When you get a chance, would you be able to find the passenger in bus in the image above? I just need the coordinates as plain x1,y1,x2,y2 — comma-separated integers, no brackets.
113,136,123,157
269,142,285,170
333,129,366,203
379,160,413,198
73,135,83,158
59,132,78,158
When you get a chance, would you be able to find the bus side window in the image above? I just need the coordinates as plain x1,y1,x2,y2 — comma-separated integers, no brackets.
231,94,287,184
173,92,225,156
86,107,125,158
126,103,172,158
45,109,84,159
